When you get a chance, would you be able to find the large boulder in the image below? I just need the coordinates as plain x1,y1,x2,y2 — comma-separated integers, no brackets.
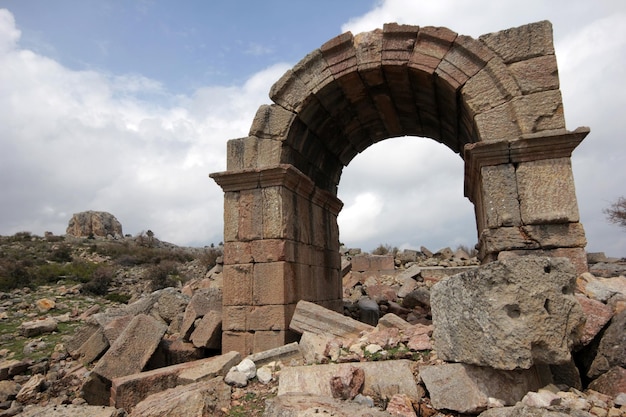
66,210,123,238
431,256,584,370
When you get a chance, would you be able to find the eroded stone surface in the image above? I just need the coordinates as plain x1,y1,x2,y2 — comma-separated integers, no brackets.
432,256,584,369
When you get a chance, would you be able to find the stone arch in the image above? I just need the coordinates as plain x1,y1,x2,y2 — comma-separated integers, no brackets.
211,21,589,355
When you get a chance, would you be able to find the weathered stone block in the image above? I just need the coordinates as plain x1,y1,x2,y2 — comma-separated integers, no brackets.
222,305,249,331
509,55,559,94
222,263,253,306
253,330,298,353
409,26,457,74
432,256,584,370
249,104,295,140
253,261,296,305
180,290,222,339
420,363,551,414
517,158,580,224
478,20,554,64
223,241,252,265
513,89,565,133
251,239,295,263
269,69,309,113
92,314,167,382
223,191,239,242
461,58,521,113
262,186,286,239
479,223,587,256
587,309,626,379
278,360,420,400
480,163,522,228
237,189,263,241
190,310,222,349
290,300,373,339
247,304,294,331
76,327,109,365
128,377,231,417
222,331,253,357
474,102,521,141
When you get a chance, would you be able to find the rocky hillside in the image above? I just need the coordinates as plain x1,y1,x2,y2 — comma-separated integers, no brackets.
1,231,626,417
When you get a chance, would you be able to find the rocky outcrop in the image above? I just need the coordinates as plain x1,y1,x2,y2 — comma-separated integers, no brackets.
66,210,123,238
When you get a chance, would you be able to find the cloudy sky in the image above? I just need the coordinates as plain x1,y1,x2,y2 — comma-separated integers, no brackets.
1,1,625,256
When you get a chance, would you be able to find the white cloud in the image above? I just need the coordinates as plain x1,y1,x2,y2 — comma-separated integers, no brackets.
0,9,289,246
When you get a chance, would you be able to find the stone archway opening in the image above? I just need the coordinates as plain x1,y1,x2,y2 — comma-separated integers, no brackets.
337,135,476,253
211,21,589,355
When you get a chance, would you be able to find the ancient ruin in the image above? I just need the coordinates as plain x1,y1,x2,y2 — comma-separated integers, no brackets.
211,20,590,355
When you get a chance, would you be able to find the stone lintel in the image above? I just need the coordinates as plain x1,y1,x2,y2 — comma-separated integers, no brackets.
211,164,343,215
464,127,589,198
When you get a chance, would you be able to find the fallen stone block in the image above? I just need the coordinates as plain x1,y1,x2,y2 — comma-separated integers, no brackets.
290,300,373,339
189,310,221,349
102,314,134,345
420,363,552,414
278,360,421,401
245,341,303,366
111,350,240,411
65,322,100,357
588,366,626,399
128,377,230,417
264,393,395,417
0,359,30,380
18,404,123,417
75,327,109,365
587,309,626,379
154,288,189,324
92,314,167,381
18,317,57,337
148,338,204,368
575,294,613,347
180,289,222,339
432,256,584,370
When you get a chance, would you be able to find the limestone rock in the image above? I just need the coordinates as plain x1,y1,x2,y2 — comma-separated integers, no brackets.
189,310,221,349
35,298,55,313
478,404,574,417
264,394,394,417
19,317,58,337
16,374,46,403
18,404,124,417
420,363,551,414
431,256,584,370
66,210,123,238
329,366,365,400
588,309,626,379
278,360,420,401
91,314,167,383
290,300,373,339
129,377,230,417
588,366,626,399
575,294,613,347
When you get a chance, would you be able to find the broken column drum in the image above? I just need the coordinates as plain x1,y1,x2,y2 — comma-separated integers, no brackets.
211,21,590,355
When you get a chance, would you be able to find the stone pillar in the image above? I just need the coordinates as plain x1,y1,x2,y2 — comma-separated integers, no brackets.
464,127,590,274
211,164,343,355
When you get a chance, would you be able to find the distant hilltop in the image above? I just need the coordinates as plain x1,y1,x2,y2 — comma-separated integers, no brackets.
66,210,123,239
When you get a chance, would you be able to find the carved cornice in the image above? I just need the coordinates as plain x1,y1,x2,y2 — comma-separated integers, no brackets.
463,127,590,200
210,164,343,215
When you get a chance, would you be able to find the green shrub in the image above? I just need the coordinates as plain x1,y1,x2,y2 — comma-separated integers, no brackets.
49,244,73,262
145,260,181,291
0,259,32,291
198,247,222,270
105,293,132,304
82,265,115,296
